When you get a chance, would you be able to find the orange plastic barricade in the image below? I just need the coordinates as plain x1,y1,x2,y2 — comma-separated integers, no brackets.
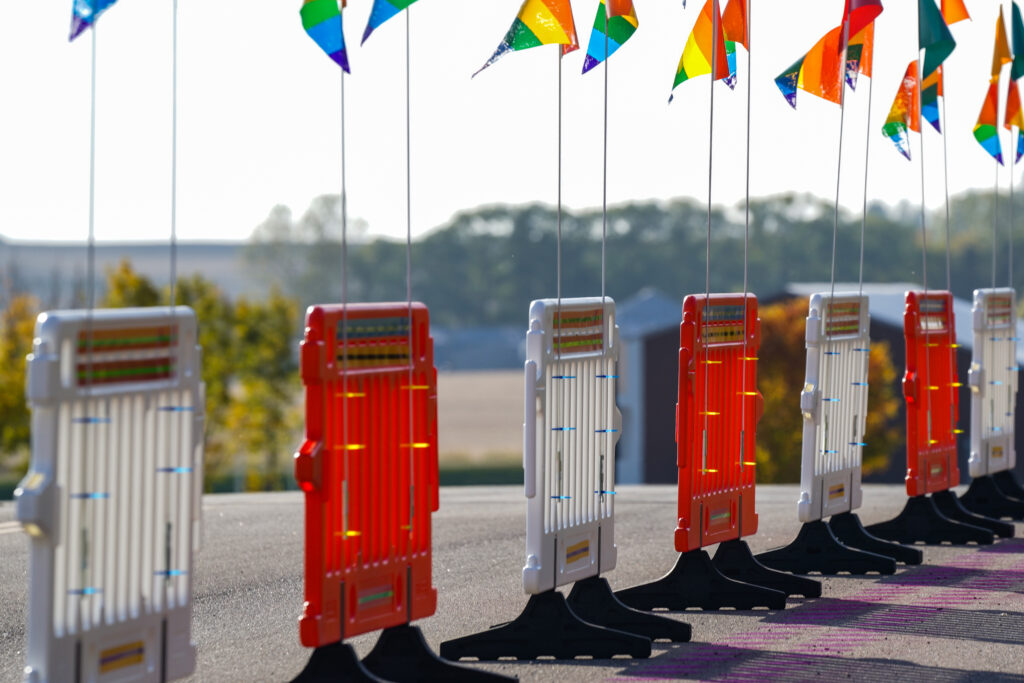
15,307,204,682
291,303,497,682
866,290,1005,545
616,294,816,612
960,288,1024,519
756,294,910,574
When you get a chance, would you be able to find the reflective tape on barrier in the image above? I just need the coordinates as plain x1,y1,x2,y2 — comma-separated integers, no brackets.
295,303,438,648
904,290,960,497
797,293,870,522
15,307,204,682
969,288,1019,478
522,297,619,595
675,294,761,553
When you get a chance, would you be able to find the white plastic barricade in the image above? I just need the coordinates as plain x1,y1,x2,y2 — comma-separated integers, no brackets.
797,293,871,522
15,307,204,682
969,288,1019,478
522,297,620,595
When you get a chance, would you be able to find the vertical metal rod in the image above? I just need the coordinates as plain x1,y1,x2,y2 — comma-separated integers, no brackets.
339,6,350,520
740,0,752,473
702,0,720,474
858,52,875,297
405,8,414,529
169,0,178,308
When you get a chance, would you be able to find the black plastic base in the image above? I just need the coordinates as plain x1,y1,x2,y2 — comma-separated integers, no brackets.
566,576,691,642
614,548,787,611
756,520,896,576
292,642,384,683
714,538,823,596
362,624,514,682
994,470,1024,499
438,589,651,661
864,495,994,545
960,475,1024,520
931,489,1015,539
829,511,923,565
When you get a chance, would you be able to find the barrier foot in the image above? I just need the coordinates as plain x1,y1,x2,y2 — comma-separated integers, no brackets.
960,475,1024,520
755,521,896,576
438,589,651,661
362,624,513,682
931,489,1015,539
864,495,994,545
566,575,692,642
614,549,787,611
829,511,923,565
994,470,1024,499
714,538,823,596
291,642,384,683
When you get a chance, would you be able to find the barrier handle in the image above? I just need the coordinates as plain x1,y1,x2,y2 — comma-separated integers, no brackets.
294,438,324,493
524,359,538,499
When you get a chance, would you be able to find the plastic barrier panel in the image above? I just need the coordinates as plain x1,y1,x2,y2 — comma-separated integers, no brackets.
294,303,438,649
522,297,619,595
15,307,204,682
797,293,871,523
675,294,761,553
904,290,961,497
969,288,1019,478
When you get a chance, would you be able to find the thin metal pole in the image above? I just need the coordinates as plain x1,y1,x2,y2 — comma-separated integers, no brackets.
918,55,933,446
858,55,875,296
941,79,952,293
556,48,563,358
702,0,720,475
602,7,609,310
995,161,1000,290
405,8,414,528
740,0,752,473
1012,137,1016,289
339,12,350,515
169,0,178,308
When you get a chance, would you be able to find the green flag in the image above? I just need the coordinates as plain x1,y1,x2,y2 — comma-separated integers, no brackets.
919,0,955,79
1012,2,1024,80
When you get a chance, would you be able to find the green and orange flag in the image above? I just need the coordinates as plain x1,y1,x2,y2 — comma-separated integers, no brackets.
882,61,921,160
475,0,578,77
670,0,730,100
1006,80,1024,164
582,0,638,74
975,81,1004,165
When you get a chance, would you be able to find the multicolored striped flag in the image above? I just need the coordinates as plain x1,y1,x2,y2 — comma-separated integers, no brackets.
721,0,748,88
974,81,1004,165
582,0,638,74
845,24,874,91
670,0,730,100
1006,79,1024,164
70,0,119,41
993,7,1013,82
302,0,349,72
775,26,843,109
919,0,956,79
1012,2,1024,79
941,0,970,25
882,61,921,161
362,0,418,45
475,0,579,77
921,65,943,133
841,0,883,50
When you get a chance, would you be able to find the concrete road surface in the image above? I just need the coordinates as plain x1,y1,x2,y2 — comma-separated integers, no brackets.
1,484,1023,682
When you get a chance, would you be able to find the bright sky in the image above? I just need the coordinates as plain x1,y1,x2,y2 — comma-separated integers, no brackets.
0,1,1018,245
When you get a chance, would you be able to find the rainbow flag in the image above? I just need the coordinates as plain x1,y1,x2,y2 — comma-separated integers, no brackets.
475,0,578,77
919,0,955,79
775,26,843,109
362,0,418,45
921,65,943,133
1006,80,1024,164
721,0,747,88
992,7,1013,82
841,0,883,50
974,81,1004,165
582,0,638,74
302,0,349,72
882,61,921,161
70,0,119,41
670,0,729,100
845,24,874,91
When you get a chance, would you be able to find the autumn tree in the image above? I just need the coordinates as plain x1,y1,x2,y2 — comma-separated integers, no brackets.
0,295,38,475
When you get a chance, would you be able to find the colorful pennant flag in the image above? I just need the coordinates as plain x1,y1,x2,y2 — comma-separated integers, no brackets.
775,26,843,109
919,0,956,79
670,0,730,99
845,24,874,91
974,81,1004,165
941,0,970,25
607,0,634,17
882,61,921,161
841,0,883,50
1013,2,1024,80
1006,80,1024,164
582,0,639,74
301,0,350,72
362,0,418,45
475,0,579,77
993,7,1013,82
721,0,747,87
921,65,943,133
70,0,119,41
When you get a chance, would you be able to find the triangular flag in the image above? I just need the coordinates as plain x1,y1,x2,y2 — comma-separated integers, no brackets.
941,0,970,25
70,0,119,41
582,0,638,74
1005,80,1024,163
846,24,874,91
302,0,350,73
993,7,1013,83
881,60,921,161
974,81,1004,165
919,0,956,79
841,0,883,50
721,0,747,89
607,0,633,17
1011,2,1024,80
670,0,730,99
775,26,843,109
921,65,943,133
362,0,418,45
475,0,579,77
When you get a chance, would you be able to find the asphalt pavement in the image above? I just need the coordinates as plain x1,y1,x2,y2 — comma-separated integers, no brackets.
1,484,1023,682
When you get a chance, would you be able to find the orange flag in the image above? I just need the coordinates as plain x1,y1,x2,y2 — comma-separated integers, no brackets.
940,0,970,25
993,7,1012,82
721,0,748,50
607,0,633,18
